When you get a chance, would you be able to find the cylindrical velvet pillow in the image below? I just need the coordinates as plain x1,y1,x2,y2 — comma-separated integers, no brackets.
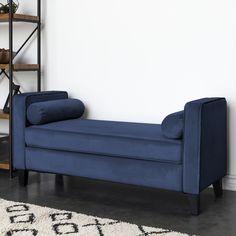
27,99,85,125
161,111,184,139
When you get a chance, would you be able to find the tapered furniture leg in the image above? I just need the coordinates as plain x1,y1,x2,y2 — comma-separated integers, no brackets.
18,170,28,187
188,194,200,216
213,179,223,198
56,174,63,185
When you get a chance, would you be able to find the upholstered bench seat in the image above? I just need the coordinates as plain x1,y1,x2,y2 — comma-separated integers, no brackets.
25,118,182,163
13,91,227,215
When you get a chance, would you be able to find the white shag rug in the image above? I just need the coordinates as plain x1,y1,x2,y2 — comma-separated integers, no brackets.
0,198,190,236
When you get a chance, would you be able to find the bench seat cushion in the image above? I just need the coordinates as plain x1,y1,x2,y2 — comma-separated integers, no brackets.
25,119,182,164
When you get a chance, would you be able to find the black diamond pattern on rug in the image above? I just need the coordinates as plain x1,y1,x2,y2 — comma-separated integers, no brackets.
52,222,79,235
137,225,172,236
1,199,189,236
50,211,79,235
6,204,29,213
50,212,72,221
83,218,121,236
10,213,35,224
6,228,38,236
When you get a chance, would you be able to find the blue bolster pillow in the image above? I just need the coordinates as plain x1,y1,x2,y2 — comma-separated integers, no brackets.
27,99,85,125
161,111,184,139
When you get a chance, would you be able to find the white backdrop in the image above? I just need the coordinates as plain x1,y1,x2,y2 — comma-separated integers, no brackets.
1,0,236,188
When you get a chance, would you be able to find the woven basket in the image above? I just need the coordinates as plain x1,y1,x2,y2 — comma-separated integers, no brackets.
0,49,16,64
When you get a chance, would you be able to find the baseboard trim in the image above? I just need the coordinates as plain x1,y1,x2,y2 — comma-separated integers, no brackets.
223,175,236,191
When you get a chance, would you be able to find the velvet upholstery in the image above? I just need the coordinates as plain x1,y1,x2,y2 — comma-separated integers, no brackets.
13,91,227,197
183,98,227,194
27,99,85,125
25,119,182,163
161,111,184,139
25,147,183,191
12,91,68,169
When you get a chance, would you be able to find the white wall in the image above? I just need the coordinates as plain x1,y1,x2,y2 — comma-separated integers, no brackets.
1,1,236,189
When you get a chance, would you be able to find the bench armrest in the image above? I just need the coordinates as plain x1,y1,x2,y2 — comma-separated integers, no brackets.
183,98,227,194
13,91,68,169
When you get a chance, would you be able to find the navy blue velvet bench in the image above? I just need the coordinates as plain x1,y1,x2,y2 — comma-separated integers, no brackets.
12,91,227,215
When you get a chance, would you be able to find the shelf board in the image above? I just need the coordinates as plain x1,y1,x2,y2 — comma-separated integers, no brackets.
0,110,9,119
0,13,39,23
0,64,39,71
0,135,9,142
0,160,9,170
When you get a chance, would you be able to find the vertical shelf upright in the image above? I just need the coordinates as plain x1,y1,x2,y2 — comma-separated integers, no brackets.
0,0,41,177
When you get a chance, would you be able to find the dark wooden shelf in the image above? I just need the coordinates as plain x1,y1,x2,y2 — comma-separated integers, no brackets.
0,160,10,170
0,134,9,141
0,110,9,119
0,134,9,170
0,64,39,71
0,5,41,176
0,13,39,23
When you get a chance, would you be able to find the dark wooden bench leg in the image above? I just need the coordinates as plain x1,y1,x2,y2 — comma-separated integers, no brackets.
213,179,223,198
56,174,63,185
187,194,200,215
18,170,28,187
